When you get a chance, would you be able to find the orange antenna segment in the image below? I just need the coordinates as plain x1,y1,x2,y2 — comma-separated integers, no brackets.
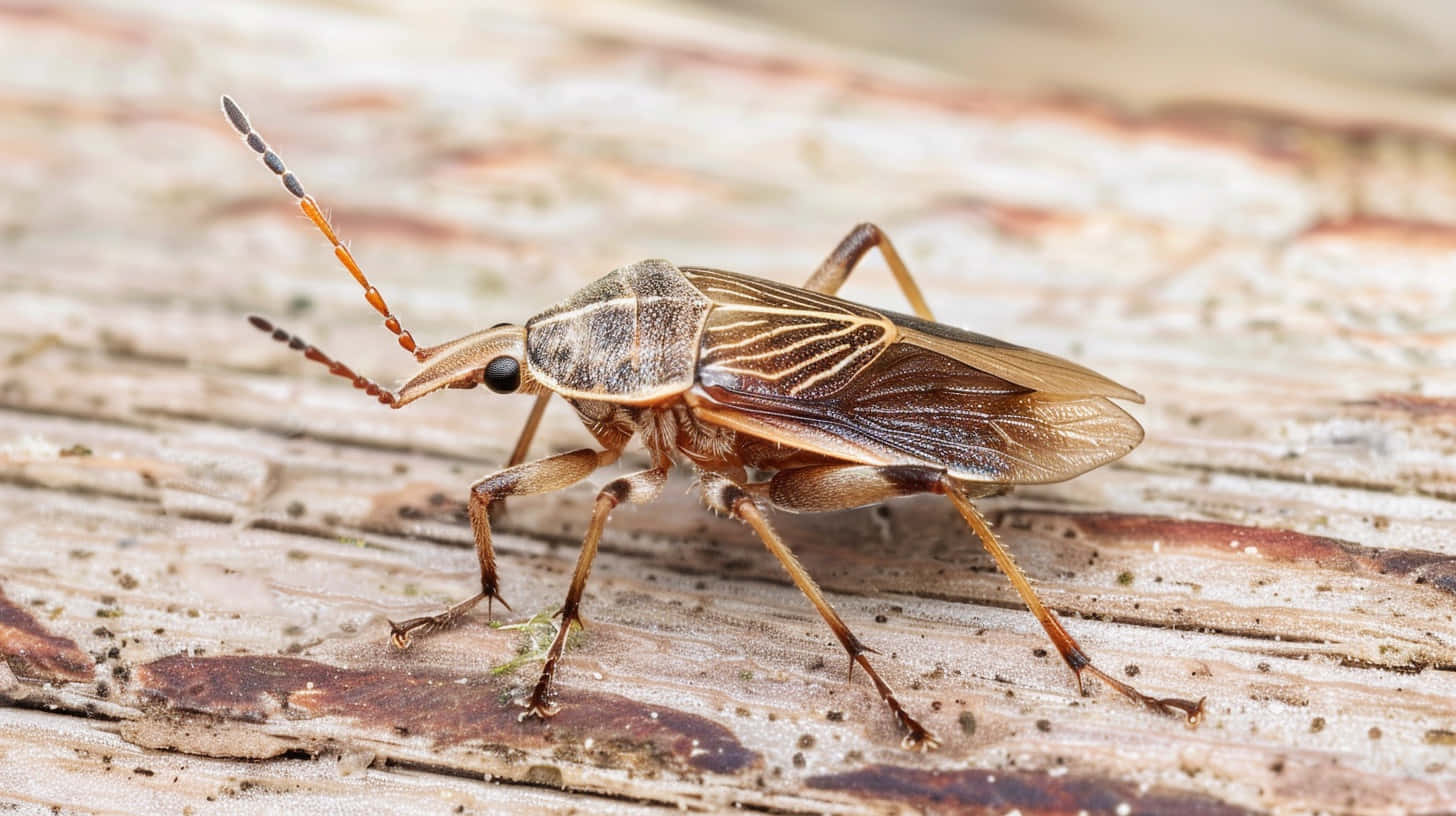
248,316,399,406
222,96,426,361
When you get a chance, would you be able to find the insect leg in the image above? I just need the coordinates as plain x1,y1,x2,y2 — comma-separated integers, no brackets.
507,392,554,466
523,467,669,719
939,475,1206,725
388,447,619,647
765,465,1204,726
703,472,939,751
803,223,935,321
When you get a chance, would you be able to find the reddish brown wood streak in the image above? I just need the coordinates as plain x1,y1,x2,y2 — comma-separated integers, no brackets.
134,654,758,774
1052,512,1456,594
0,587,93,682
808,765,1258,816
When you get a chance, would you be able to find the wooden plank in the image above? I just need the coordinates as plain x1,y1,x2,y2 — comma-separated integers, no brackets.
3,0,1456,813
0,707,673,815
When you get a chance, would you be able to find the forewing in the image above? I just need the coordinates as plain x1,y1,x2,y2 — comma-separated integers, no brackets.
683,267,895,400
691,342,1143,484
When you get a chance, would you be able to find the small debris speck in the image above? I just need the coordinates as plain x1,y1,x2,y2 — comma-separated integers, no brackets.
1424,729,1456,745
958,711,977,736
524,765,563,788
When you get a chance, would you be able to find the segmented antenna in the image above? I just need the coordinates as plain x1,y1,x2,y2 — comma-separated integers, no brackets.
221,95,425,361
248,315,398,405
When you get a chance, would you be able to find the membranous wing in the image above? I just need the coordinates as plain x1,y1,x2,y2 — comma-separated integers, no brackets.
887,310,1143,403
684,278,1147,483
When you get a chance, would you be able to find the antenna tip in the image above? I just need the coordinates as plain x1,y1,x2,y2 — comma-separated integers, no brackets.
221,95,250,135
246,314,273,332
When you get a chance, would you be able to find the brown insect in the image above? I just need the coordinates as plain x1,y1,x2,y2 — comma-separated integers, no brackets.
222,96,1203,750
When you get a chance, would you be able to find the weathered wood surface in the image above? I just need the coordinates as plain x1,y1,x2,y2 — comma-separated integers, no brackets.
4,1,1456,814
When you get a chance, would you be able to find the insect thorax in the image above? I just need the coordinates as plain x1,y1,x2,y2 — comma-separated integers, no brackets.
524,260,712,403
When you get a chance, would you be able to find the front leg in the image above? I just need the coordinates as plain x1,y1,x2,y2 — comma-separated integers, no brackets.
389,446,619,647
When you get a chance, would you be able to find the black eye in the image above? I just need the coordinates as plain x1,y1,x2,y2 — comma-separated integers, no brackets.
483,356,521,393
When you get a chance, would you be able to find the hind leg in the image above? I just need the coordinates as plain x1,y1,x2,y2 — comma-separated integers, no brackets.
804,223,935,320
766,464,1205,724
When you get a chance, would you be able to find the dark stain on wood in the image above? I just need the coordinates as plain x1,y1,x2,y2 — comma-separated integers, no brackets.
806,764,1259,816
133,654,758,774
0,585,92,682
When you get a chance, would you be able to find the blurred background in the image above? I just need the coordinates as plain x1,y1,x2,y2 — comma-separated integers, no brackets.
3,2,1456,814
706,1,1456,124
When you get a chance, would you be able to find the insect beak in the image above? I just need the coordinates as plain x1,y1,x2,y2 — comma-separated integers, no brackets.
393,325,527,407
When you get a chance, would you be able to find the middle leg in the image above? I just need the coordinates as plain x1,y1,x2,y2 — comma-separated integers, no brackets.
522,466,670,719
703,471,939,751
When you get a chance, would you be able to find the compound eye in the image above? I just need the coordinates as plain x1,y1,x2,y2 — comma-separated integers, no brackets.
483,356,521,393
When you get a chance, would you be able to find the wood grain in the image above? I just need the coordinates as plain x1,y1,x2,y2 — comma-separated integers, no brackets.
3,1,1456,813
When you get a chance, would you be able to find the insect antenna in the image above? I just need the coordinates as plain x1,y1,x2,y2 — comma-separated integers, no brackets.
221,95,427,362
247,315,399,406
